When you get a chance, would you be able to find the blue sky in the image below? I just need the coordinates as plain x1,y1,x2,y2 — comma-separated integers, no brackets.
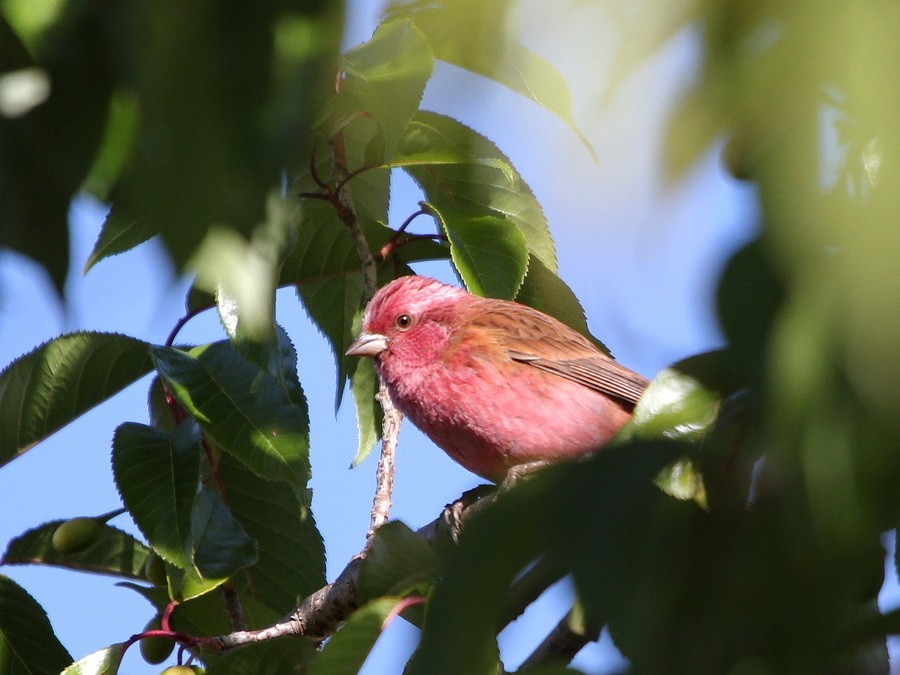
7,1,892,673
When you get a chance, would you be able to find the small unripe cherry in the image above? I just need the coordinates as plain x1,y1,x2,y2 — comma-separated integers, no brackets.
160,666,202,674
51,518,101,554
139,616,175,665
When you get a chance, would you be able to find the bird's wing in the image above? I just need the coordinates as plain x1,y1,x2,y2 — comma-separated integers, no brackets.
507,350,649,406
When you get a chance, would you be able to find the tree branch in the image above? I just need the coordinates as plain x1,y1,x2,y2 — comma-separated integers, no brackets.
211,486,499,651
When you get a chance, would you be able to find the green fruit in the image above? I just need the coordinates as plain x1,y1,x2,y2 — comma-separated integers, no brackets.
140,617,175,665
51,517,101,554
144,552,167,586
160,666,201,674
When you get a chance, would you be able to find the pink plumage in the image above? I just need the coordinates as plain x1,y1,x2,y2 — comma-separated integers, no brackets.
346,276,648,482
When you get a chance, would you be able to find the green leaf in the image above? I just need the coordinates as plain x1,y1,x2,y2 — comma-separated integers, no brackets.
0,575,73,673
2,521,151,579
358,521,438,604
109,3,341,271
83,204,158,274
111,422,201,569
319,19,434,162
0,7,114,294
349,356,381,467
206,638,317,674
387,0,595,159
60,643,125,675
430,209,528,299
623,366,721,442
151,342,310,488
0,332,154,468
399,111,556,273
514,256,609,354
218,453,326,614
308,596,414,675
190,485,258,580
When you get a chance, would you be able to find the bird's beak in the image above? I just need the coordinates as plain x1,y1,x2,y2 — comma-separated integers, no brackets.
346,331,389,358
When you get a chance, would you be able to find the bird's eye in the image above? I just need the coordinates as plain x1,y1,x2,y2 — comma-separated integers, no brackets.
395,314,412,330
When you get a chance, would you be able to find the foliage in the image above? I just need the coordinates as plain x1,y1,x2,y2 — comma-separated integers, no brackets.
1,0,899,673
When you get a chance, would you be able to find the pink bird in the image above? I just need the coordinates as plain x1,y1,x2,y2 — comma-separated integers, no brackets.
346,276,649,482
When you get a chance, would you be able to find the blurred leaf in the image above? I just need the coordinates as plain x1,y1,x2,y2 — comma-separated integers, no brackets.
0,575,73,673
151,342,310,488
319,18,433,162
110,1,342,271
409,440,682,674
190,485,258,580
427,209,528,300
358,521,439,604
0,4,115,294
218,453,325,615
112,422,201,569
308,596,413,675
514,256,608,354
386,0,595,158
81,90,139,203
60,643,124,675
2,521,150,578
622,365,721,442
0,332,153,468
195,194,300,344
398,111,557,274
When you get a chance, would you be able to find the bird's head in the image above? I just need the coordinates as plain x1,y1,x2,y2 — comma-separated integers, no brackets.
346,276,469,371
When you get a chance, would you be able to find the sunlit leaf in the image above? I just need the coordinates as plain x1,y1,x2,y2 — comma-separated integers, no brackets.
60,643,125,675
428,209,528,300
398,111,556,274
0,332,153,468
151,342,310,488
2,521,151,579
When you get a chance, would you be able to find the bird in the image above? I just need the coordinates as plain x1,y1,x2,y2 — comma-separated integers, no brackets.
346,275,649,482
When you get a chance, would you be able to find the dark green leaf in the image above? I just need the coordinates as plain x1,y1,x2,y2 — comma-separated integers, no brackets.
0,332,153,468
218,453,326,615
190,485,258,580
2,520,151,579
112,422,201,569
151,342,310,488
309,597,414,675
0,5,114,294
410,441,683,674
206,638,317,674
358,521,439,604
0,575,73,673
111,3,342,270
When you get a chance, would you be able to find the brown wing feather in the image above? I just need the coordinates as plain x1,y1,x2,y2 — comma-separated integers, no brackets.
507,351,649,406
465,300,650,407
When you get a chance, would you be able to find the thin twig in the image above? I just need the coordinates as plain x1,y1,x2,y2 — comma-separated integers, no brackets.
366,387,402,547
